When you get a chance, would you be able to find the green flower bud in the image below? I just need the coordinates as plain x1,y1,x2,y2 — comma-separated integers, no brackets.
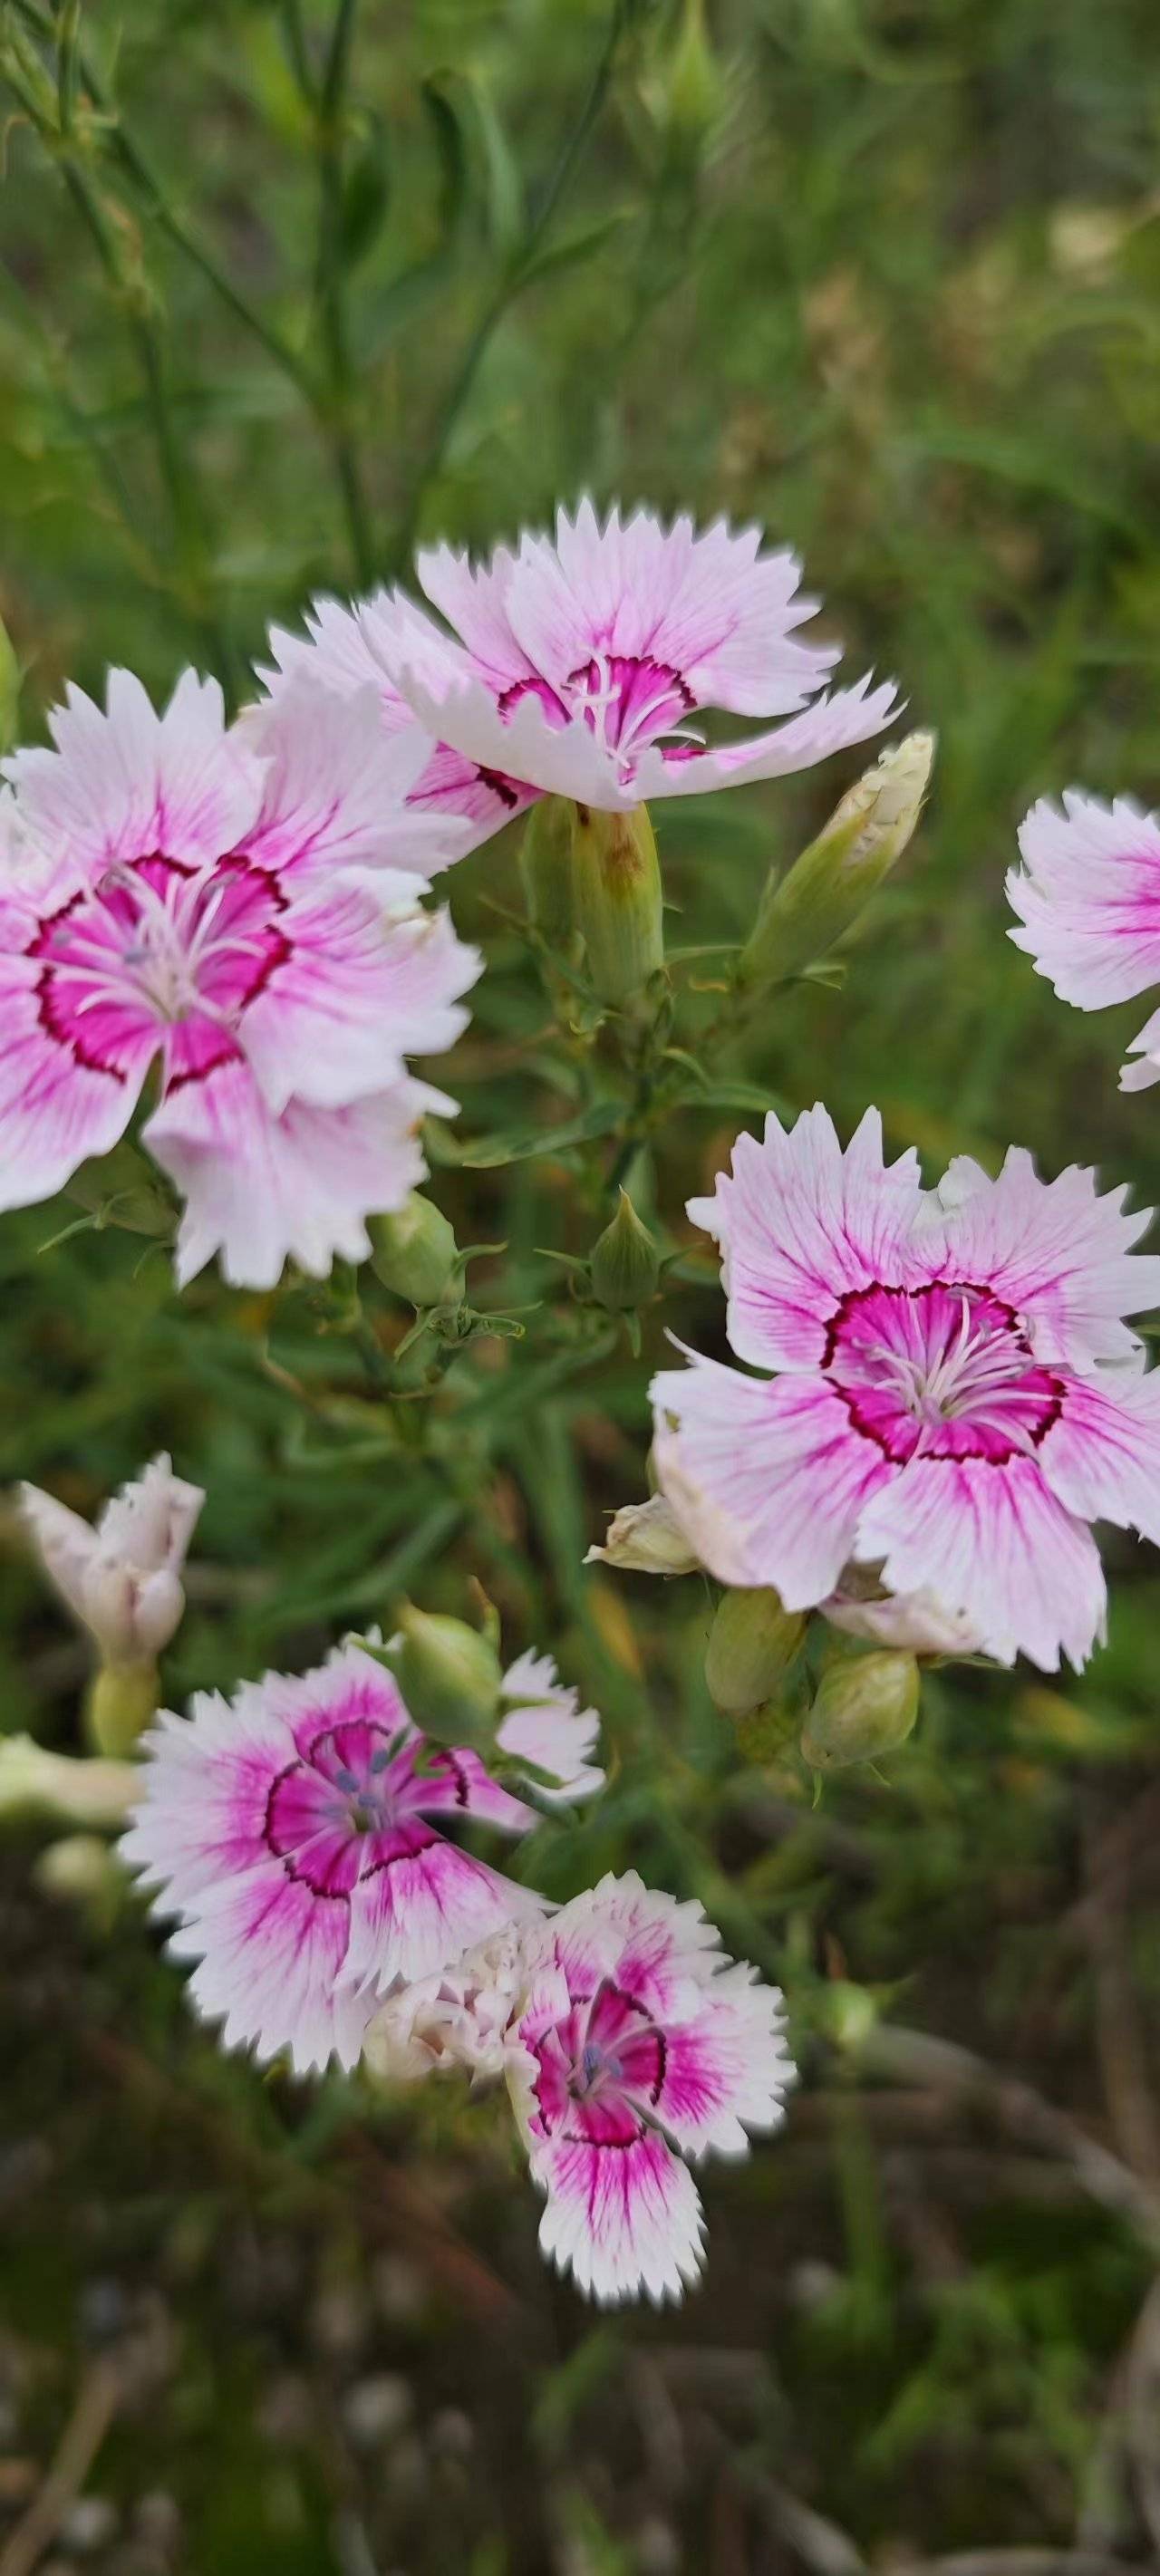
383,1603,503,1749
369,1192,459,1307
660,0,729,159
589,1190,661,1313
734,1694,800,1765
799,1650,920,1770
740,731,934,991
85,1658,161,1758
704,1584,807,1715
570,801,664,1004
518,794,576,950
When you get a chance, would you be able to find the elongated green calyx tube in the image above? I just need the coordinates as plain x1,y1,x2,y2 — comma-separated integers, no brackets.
85,1658,162,1758
370,1193,459,1307
519,794,576,950
704,1585,807,1716
590,1191,661,1313
740,731,934,992
383,1604,502,1750
570,801,664,1004
800,1650,920,1770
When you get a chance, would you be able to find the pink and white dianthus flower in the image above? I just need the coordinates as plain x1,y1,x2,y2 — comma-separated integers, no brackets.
504,1873,792,2307
1008,790,1160,1091
121,1642,565,2075
652,1106,1160,1673
0,668,478,1285
260,500,899,848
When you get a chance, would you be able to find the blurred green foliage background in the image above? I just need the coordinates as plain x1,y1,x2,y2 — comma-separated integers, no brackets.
2,3,1160,2571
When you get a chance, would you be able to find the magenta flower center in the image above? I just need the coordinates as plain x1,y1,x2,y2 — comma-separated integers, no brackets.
531,1977,668,2149
30,853,291,1085
824,1281,1063,1464
263,1717,468,1902
498,652,700,778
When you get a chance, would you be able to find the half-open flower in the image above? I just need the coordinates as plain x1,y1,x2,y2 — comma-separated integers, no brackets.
121,1642,549,2074
21,1454,204,1664
652,1105,1160,1672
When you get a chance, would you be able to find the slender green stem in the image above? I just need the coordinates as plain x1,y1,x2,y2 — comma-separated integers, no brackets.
285,0,375,583
53,150,233,688
9,1,331,405
278,0,316,103
398,0,626,555
0,260,150,565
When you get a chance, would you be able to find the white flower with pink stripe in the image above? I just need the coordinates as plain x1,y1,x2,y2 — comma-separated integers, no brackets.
259,499,898,848
121,1642,568,2075
652,1105,1160,1673
0,668,478,1286
504,1873,792,2307
1008,790,1160,1091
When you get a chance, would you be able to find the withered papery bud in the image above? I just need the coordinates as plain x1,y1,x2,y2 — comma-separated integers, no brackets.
585,1493,702,1576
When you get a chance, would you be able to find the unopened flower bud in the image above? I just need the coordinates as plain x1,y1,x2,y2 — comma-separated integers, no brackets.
584,1493,701,1575
570,801,664,1003
740,731,934,991
518,793,576,950
662,0,729,153
800,1650,920,1770
383,1603,503,1749
704,1585,807,1715
0,1734,139,1828
369,1192,459,1307
734,1695,800,1765
21,1455,204,1670
589,1191,661,1312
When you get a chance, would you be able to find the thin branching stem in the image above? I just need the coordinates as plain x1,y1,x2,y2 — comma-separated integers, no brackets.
397,0,628,555
281,0,375,582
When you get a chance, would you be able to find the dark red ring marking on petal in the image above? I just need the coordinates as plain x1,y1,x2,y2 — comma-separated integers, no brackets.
561,2120,649,2151
819,1278,1032,1371
263,1758,353,1903
358,1820,443,1881
831,1377,1065,1468
415,1748,471,1809
476,764,523,811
